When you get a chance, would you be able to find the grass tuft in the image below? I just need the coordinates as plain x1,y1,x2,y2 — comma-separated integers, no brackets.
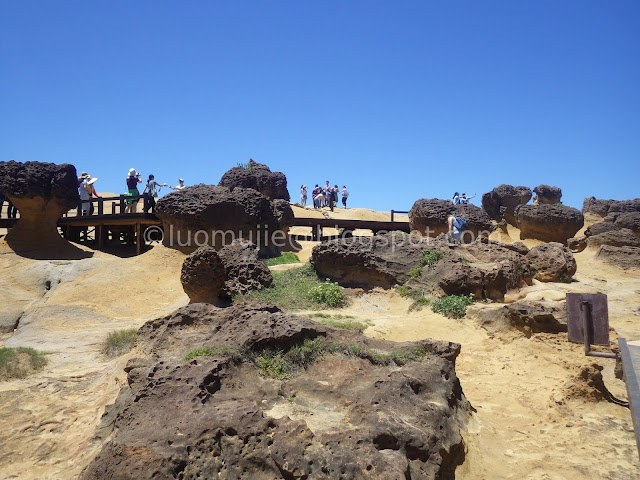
432,294,474,319
308,280,346,307
0,347,48,380
102,329,138,357
420,249,444,267
263,252,300,267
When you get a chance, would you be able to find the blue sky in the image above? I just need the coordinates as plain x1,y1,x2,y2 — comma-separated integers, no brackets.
1,0,638,211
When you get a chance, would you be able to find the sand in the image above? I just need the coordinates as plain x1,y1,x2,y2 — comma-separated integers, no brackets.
0,208,639,479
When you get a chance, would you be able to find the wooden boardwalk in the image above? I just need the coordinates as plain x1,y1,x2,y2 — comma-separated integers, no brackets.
618,338,640,458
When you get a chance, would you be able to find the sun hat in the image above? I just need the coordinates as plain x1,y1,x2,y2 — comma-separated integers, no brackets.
80,171,89,178
88,177,98,185
179,178,184,182
129,168,136,176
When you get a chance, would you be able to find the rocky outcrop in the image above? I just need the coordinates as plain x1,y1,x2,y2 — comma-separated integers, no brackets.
586,229,640,249
471,300,567,337
582,197,640,219
595,245,640,270
0,160,89,259
481,185,532,226
567,236,587,253
181,242,272,303
81,303,472,479
526,243,577,282
218,159,290,201
585,222,621,237
613,212,640,238
533,184,562,205
155,184,294,256
408,199,494,241
515,204,584,245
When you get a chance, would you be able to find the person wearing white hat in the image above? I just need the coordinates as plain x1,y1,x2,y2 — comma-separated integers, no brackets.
125,169,142,213
169,178,185,191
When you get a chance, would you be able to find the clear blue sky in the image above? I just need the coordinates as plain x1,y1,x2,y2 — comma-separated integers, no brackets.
1,0,638,211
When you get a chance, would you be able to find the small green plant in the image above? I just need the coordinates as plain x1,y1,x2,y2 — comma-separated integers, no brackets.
420,249,444,267
184,346,241,361
0,347,48,380
395,285,414,297
264,252,300,267
308,280,345,307
102,329,138,357
432,294,474,319
461,259,470,266
409,267,422,278
236,162,250,170
395,285,430,312
256,351,291,379
318,318,370,332
408,296,430,312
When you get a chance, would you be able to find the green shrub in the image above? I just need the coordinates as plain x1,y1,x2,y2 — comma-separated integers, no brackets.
432,294,474,319
0,347,48,380
264,252,300,266
420,249,444,267
408,296,430,312
308,280,345,307
409,267,422,278
395,285,414,297
102,329,138,357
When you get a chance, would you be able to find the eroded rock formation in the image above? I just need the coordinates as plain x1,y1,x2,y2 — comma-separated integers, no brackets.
80,303,472,479
470,300,567,337
595,245,640,270
582,197,640,219
481,185,532,226
533,184,562,205
218,159,290,201
0,160,87,258
155,184,294,256
408,199,494,241
514,204,584,245
526,243,577,282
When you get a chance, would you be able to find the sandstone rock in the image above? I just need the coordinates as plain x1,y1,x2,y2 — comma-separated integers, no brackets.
471,300,567,337
613,212,640,238
595,245,640,270
584,222,621,237
586,228,640,249
567,235,587,253
180,246,226,303
0,160,88,258
533,184,562,205
582,197,640,218
408,199,494,241
81,303,471,479
526,243,577,282
515,204,584,245
218,239,273,298
156,184,291,256
481,184,532,225
218,159,290,201
181,243,273,303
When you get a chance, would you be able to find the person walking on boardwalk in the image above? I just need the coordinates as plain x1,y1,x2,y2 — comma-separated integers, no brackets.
300,185,308,207
125,168,142,213
143,174,167,214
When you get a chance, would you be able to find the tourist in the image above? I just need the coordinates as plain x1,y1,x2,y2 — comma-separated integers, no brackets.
312,185,321,208
452,192,461,205
125,168,142,214
78,173,92,216
447,214,467,244
169,178,185,191
341,186,349,208
324,181,330,206
86,175,100,215
300,185,307,207
143,174,167,214
460,193,476,204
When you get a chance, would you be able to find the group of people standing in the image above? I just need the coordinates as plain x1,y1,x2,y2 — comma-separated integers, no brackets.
300,181,349,212
452,192,475,205
125,169,185,214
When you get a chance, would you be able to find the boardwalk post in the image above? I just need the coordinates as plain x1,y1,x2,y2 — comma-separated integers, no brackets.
391,210,394,222
97,198,103,216
119,195,125,214
136,222,142,255
97,224,104,250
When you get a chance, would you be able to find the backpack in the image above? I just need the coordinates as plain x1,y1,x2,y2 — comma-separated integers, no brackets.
453,216,467,230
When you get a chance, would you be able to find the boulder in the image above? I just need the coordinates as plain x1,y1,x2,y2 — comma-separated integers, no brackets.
526,243,577,282
218,159,290,201
0,160,88,259
595,245,640,270
533,184,562,205
481,185,532,226
586,229,640,249
567,236,587,253
408,199,494,241
514,204,584,245
613,212,640,238
470,300,567,337
181,243,273,303
155,184,293,256
81,303,472,479
582,197,640,219
585,222,621,237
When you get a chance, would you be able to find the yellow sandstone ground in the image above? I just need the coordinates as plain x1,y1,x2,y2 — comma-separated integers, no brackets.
0,208,639,479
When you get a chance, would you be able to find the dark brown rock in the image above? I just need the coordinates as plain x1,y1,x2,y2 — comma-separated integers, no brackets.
582,197,640,218
180,246,226,303
81,304,471,480
218,239,273,298
470,300,567,337
613,212,640,238
595,245,640,270
218,159,290,201
526,243,577,282
408,199,494,241
0,160,90,259
585,222,621,237
481,185,532,226
586,228,640,248
567,235,587,253
156,184,290,256
515,204,584,245
533,184,562,205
